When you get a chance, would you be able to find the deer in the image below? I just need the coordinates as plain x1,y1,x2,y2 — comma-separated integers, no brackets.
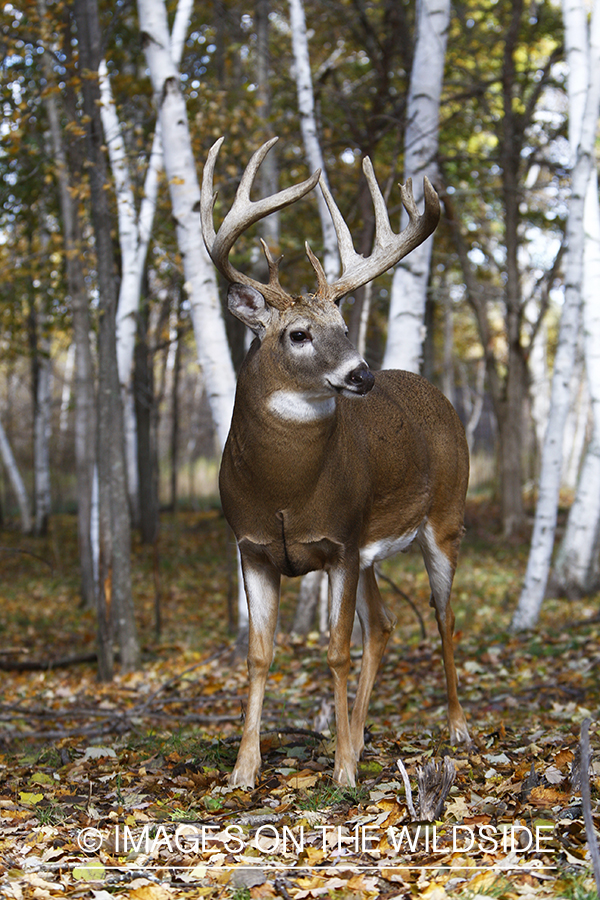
201,137,471,788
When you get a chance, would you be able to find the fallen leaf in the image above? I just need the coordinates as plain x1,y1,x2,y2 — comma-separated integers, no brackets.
72,860,106,882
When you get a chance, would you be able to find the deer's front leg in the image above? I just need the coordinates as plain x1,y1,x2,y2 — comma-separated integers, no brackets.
230,551,280,788
327,563,359,786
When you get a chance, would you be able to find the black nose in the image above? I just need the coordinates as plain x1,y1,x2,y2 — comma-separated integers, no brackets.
346,363,375,395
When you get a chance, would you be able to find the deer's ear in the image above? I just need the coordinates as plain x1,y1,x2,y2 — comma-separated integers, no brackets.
228,283,272,334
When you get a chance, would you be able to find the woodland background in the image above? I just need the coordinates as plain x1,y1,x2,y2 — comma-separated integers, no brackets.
1,0,600,896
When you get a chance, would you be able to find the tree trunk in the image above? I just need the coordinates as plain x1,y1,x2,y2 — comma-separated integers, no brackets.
553,2,600,594
137,0,242,632
37,0,96,605
134,302,160,545
552,439,600,597
512,0,600,631
0,416,32,533
256,0,279,253
289,0,339,279
170,301,182,511
33,317,52,537
383,0,450,373
100,0,194,522
74,0,139,674
137,0,236,449
498,344,528,537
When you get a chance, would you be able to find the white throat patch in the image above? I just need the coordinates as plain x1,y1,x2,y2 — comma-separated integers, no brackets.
267,390,336,422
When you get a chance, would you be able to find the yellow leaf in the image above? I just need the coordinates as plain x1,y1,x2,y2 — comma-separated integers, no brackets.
72,859,106,881
30,773,54,785
420,885,448,900
286,770,319,789
19,792,43,805
465,870,500,892
129,885,173,900
303,845,325,865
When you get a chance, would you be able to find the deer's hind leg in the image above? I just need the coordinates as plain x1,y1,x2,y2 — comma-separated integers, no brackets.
418,522,470,746
350,565,396,762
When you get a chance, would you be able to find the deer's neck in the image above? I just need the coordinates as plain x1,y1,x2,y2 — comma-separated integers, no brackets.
227,365,339,499
265,389,336,423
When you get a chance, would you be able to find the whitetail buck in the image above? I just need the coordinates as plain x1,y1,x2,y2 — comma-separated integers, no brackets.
201,137,470,787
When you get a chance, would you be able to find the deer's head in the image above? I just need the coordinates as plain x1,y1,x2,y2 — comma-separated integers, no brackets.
200,138,440,406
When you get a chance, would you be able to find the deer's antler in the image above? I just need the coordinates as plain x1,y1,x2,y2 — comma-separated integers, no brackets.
201,137,320,310
307,158,441,304
201,138,441,308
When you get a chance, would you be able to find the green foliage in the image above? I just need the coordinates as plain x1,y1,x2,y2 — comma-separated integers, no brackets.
296,781,370,810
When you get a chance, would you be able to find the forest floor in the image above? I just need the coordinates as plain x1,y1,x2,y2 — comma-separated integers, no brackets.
0,498,599,900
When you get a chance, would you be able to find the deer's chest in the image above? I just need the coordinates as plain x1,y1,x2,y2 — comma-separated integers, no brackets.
225,476,359,577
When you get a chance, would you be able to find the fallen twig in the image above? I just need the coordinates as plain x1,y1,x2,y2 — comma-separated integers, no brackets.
0,547,54,570
580,718,600,895
0,652,97,671
375,569,426,639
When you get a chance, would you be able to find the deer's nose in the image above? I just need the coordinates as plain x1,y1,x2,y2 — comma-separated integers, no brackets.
346,363,375,395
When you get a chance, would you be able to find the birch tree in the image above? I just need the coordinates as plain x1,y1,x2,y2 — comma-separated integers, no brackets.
0,416,31,533
512,0,600,631
137,0,245,634
137,0,236,449
256,0,279,252
382,0,450,373
552,0,600,598
289,0,339,279
98,0,193,515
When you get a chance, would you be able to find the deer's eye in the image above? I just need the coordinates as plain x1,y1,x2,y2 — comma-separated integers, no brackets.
289,330,311,344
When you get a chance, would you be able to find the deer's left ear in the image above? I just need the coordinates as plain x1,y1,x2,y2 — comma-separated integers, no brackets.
228,283,273,335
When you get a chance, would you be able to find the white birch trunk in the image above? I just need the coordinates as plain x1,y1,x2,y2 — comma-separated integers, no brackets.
59,342,75,435
99,0,193,513
554,165,600,593
289,0,339,279
512,0,600,630
137,0,245,631
529,319,551,455
0,416,32,533
561,352,588,489
138,0,236,449
553,439,600,595
383,0,450,372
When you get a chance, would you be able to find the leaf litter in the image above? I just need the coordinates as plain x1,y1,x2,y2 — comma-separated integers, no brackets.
0,501,598,898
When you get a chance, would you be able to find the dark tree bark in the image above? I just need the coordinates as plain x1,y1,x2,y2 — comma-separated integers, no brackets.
73,0,139,677
134,301,159,545
38,0,96,606
170,300,182,512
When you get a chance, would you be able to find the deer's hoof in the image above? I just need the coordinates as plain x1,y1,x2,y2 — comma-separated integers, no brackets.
333,760,357,787
229,760,259,789
449,714,471,748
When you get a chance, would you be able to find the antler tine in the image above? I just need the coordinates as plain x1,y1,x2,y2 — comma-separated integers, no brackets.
316,173,361,277
312,159,441,304
363,156,395,250
200,136,224,250
201,137,321,308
